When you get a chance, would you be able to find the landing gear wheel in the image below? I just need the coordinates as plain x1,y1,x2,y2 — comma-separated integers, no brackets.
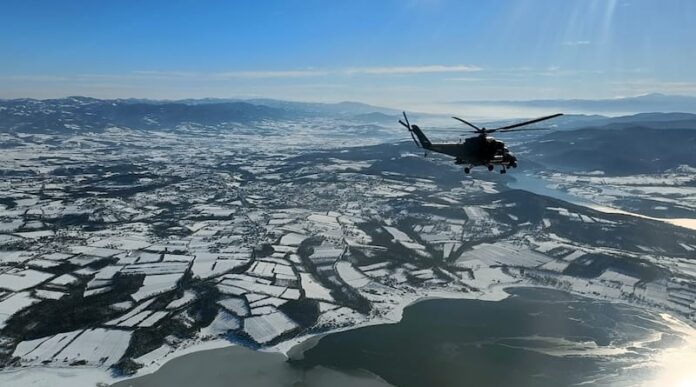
487,164,494,171
500,169,507,174
511,162,517,168
464,167,470,174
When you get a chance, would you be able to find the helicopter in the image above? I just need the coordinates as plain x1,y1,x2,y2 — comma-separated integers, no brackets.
399,112,563,174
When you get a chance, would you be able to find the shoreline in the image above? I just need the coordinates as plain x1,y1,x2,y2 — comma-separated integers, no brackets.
272,285,511,357
0,285,512,387
2,282,694,387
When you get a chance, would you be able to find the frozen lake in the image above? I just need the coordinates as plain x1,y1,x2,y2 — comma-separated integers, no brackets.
110,342,390,387
291,287,696,387
112,288,696,387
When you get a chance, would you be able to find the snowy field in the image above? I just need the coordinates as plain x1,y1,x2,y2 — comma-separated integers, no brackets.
0,115,695,386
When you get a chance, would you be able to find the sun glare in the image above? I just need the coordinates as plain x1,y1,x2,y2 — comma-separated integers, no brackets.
645,315,696,387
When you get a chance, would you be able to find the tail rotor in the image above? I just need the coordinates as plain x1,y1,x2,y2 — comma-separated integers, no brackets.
399,111,422,148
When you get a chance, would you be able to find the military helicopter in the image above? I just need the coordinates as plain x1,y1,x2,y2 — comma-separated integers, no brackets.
399,112,563,174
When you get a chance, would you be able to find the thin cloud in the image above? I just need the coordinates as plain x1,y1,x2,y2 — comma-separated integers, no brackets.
445,77,485,82
1,65,483,84
220,70,330,78
345,65,482,75
562,40,591,46
137,65,482,79
610,79,696,94
134,69,328,79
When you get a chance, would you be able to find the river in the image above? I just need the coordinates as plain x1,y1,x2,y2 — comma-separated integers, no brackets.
507,172,696,231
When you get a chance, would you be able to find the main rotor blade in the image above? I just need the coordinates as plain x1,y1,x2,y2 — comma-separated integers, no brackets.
498,127,552,133
452,116,481,131
493,113,563,131
402,111,411,128
399,117,421,147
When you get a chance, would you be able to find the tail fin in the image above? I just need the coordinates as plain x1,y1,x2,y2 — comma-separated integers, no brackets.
399,111,432,149
410,124,432,148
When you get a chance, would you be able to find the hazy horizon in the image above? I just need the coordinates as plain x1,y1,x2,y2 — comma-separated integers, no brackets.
2,0,696,113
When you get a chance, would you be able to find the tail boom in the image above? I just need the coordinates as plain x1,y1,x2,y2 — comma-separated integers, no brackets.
409,124,432,148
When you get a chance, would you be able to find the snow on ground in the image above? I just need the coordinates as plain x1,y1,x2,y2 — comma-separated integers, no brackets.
26,258,61,269
47,274,78,287
251,305,277,315
307,213,339,225
134,344,172,367
0,366,116,387
384,226,428,252
364,268,391,279
597,269,640,287
68,246,122,258
217,297,249,316
463,206,489,222
15,328,132,367
41,253,72,261
0,220,24,233
91,236,151,251
466,267,520,297
121,262,188,276
133,252,161,263
442,242,457,259
563,250,586,261
250,297,287,308
383,226,410,242
111,301,133,312
131,273,185,302
538,259,571,273
456,242,552,269
138,311,169,328
316,306,368,328
309,245,343,264
299,272,334,301
0,291,39,329
191,254,249,279
117,311,152,328
279,233,307,246
0,269,54,291
359,262,390,272
221,276,287,298
105,299,156,326
243,311,298,344
12,330,83,365
54,328,132,367
281,288,301,300
335,261,371,288
0,251,34,264
166,291,197,310
34,289,65,300
201,310,240,338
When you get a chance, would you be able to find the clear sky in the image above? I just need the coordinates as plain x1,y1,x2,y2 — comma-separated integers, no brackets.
1,0,695,109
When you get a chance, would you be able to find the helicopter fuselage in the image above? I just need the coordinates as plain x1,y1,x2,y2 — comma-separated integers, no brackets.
400,112,562,174
425,135,516,167
408,123,516,173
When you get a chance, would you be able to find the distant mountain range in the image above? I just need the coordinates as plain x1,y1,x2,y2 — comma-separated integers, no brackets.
534,112,696,131
103,97,400,115
522,114,696,175
0,97,400,133
3,96,696,140
452,93,696,115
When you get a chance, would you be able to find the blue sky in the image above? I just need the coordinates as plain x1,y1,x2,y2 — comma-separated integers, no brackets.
1,0,695,109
